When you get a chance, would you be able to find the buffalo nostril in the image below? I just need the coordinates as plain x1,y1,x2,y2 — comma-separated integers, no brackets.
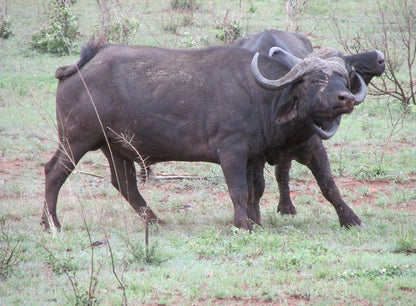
337,92,355,107
338,93,351,102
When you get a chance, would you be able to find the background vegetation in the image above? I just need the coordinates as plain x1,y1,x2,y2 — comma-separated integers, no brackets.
0,0,415,304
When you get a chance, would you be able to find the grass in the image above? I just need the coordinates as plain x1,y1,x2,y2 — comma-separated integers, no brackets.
1,0,416,304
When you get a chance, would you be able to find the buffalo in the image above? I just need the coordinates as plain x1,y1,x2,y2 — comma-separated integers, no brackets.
234,29,385,220
42,41,367,231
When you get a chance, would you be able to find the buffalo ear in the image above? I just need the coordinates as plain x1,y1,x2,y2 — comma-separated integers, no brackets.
274,88,299,125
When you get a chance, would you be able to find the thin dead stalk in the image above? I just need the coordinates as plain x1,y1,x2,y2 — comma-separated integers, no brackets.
105,232,128,305
79,203,100,303
145,207,150,261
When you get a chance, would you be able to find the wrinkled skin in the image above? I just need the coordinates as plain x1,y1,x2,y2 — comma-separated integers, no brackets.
235,29,385,228
42,42,363,232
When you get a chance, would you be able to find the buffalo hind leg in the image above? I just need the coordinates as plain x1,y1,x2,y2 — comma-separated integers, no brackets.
42,145,88,232
101,147,162,225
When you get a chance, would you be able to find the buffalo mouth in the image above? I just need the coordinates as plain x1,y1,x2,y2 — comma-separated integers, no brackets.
311,116,341,140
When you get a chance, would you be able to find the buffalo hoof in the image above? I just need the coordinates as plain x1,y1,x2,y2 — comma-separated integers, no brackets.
247,208,261,226
277,202,297,216
40,220,62,234
356,222,366,230
249,218,261,226
340,215,364,230
139,207,165,225
343,222,366,230
40,220,50,232
234,219,253,231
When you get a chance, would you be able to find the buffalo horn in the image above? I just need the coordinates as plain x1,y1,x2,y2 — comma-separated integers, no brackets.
311,116,341,140
268,47,302,66
251,53,323,90
353,73,367,105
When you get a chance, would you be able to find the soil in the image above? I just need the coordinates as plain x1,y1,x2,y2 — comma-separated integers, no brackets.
1,155,415,213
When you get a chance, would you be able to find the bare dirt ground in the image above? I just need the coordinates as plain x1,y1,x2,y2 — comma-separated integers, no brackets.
1,155,415,214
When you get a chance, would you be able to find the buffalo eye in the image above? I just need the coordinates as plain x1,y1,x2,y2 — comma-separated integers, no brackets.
311,78,328,86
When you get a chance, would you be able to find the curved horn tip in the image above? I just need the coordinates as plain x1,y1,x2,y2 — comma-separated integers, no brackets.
311,120,340,140
251,52,277,90
269,47,303,66
268,47,285,57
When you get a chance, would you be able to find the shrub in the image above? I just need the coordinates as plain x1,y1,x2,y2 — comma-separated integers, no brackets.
333,0,416,107
31,0,79,55
170,0,200,11
0,15,12,39
0,0,12,39
96,0,139,44
108,17,139,44
215,20,241,44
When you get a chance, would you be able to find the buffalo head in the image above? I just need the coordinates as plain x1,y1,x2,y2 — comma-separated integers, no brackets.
251,47,367,139
344,50,385,85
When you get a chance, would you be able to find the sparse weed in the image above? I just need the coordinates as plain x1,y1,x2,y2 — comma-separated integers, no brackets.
394,237,416,254
339,264,414,279
162,21,178,34
247,3,257,13
122,231,169,266
375,194,389,208
170,0,200,11
181,14,194,26
394,228,416,254
0,218,23,279
44,251,79,275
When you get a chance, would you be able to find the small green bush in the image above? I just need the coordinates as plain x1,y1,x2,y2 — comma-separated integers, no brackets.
163,23,178,34
95,0,139,44
108,17,139,44
31,0,79,55
215,20,241,44
0,15,12,39
394,232,416,254
170,0,200,11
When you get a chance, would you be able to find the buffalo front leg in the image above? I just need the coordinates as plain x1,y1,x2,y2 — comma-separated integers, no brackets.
275,159,297,215
299,145,364,229
219,153,251,230
246,161,265,225
101,147,162,225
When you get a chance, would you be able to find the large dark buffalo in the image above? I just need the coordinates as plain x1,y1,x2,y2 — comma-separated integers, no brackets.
234,29,385,220
42,41,367,231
